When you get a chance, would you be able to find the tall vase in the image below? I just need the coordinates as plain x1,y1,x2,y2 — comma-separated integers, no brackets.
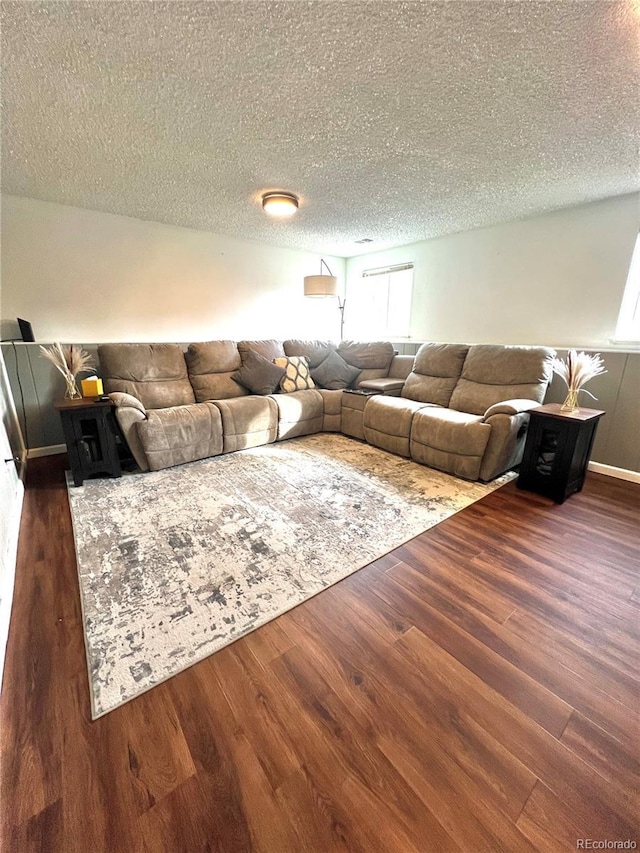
64,373,81,400
560,388,579,412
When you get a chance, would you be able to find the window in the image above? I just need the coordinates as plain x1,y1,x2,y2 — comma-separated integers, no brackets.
614,232,640,343
347,263,413,339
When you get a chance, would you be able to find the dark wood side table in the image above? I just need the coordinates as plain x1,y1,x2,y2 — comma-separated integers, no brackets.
55,397,122,487
517,403,605,503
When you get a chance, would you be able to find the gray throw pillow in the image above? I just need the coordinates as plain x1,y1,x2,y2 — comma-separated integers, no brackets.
232,349,285,395
311,351,361,390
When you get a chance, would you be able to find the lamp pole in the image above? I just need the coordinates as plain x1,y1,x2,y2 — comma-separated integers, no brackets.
337,298,345,341
319,260,345,341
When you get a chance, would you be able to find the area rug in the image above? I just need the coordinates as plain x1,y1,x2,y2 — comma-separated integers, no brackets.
67,433,514,717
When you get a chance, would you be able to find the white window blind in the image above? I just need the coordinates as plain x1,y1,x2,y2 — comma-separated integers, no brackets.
614,232,640,344
347,263,414,339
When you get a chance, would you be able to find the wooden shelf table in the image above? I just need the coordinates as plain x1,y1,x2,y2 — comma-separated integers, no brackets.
517,403,605,503
55,397,122,487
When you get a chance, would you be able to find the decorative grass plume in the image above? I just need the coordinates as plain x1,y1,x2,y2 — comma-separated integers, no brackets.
40,343,95,399
551,349,606,412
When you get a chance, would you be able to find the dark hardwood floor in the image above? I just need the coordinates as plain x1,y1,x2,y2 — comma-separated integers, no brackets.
1,454,639,852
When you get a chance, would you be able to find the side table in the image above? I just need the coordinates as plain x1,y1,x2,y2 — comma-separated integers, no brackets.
55,397,122,487
341,389,381,440
517,403,605,503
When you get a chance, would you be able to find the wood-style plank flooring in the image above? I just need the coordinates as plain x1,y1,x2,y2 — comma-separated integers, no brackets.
1,454,639,852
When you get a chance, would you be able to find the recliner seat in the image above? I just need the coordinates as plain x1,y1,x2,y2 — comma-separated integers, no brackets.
363,343,470,458
409,343,554,480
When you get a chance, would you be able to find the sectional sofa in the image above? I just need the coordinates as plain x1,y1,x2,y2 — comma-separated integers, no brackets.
98,338,554,482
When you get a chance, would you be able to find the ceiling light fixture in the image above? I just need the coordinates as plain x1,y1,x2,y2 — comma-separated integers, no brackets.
261,191,299,217
304,259,346,341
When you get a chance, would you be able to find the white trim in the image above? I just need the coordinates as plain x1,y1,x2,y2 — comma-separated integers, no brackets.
588,461,640,484
388,340,640,354
28,444,66,459
0,479,24,691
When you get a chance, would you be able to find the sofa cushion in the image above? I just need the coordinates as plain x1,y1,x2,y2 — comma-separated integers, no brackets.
337,341,395,371
410,407,492,480
99,343,196,410
311,351,360,390
238,339,286,361
364,396,435,457
136,403,223,471
274,356,316,392
283,339,337,368
402,343,469,407
331,341,395,389
449,345,554,416
232,350,285,395
213,396,278,453
271,389,324,440
185,340,248,402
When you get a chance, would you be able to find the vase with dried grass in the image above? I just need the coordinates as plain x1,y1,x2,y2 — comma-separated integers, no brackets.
40,343,95,400
551,349,607,413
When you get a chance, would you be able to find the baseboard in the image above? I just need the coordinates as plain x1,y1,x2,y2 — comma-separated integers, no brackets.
0,479,24,692
23,444,640,484
588,461,640,484
28,444,66,459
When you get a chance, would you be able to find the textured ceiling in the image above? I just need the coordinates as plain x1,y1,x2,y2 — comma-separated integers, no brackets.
2,1,639,257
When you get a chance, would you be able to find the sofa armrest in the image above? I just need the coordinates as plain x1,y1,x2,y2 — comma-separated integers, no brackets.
108,391,147,414
482,399,540,420
108,393,149,471
359,377,405,395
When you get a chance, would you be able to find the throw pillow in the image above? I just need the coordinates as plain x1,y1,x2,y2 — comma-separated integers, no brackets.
232,349,285,395
311,351,361,390
273,356,316,393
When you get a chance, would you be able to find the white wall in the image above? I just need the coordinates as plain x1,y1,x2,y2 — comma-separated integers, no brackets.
346,193,640,348
0,195,346,344
5,193,638,350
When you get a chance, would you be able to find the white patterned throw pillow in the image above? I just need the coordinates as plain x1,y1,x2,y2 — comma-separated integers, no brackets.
273,356,316,392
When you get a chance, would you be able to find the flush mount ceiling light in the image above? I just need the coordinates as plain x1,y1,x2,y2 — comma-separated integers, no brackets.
261,192,299,217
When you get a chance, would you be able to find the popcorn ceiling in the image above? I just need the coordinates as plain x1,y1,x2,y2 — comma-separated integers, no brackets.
2,1,638,257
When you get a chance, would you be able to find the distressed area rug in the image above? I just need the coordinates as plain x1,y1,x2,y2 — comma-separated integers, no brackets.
67,433,514,717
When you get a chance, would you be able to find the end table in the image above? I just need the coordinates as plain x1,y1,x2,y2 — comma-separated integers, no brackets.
517,403,605,503
55,397,122,487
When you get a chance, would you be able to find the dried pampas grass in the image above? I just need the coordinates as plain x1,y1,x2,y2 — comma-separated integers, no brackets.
552,349,606,411
40,343,95,399
40,343,94,377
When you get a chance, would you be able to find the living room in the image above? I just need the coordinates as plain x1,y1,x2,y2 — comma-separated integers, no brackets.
1,2,639,851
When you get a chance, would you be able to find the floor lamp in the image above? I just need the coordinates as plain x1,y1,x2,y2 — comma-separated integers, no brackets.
303,259,346,341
